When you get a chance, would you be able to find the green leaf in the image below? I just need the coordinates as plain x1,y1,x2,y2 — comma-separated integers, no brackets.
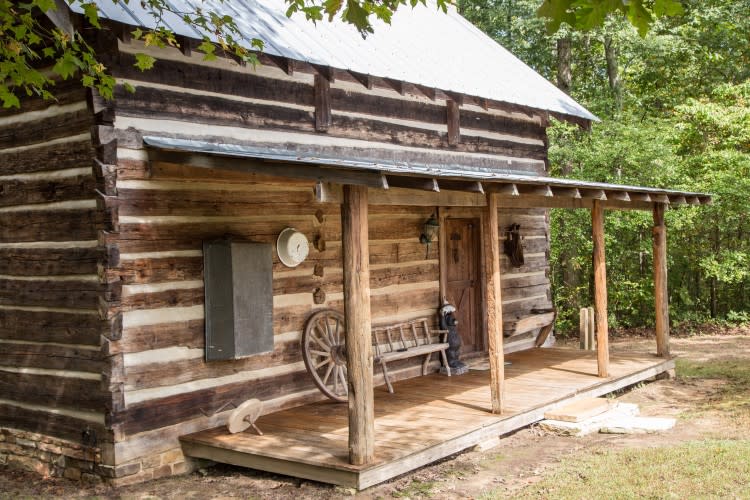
133,52,156,71
197,40,217,61
81,2,101,28
653,0,684,17
52,51,80,79
0,86,21,109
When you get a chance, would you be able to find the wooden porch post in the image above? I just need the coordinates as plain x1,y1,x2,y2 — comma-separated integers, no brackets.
592,199,609,378
341,184,375,465
484,192,504,413
653,203,670,357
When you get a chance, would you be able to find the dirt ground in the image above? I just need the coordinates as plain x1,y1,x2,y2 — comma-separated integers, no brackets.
2,328,749,499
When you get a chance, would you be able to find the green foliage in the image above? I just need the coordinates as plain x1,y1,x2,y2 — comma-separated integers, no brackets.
536,0,684,35
463,0,750,332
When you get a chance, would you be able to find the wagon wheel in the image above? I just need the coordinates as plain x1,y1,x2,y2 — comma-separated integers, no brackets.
302,309,348,403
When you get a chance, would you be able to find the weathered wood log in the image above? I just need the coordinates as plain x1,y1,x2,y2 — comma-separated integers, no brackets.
0,107,92,149
122,341,302,391
120,286,204,311
0,208,101,242
0,342,103,372
483,193,505,413
653,203,670,357
0,277,103,309
0,175,96,207
0,402,107,444
110,369,317,436
0,370,106,411
0,139,94,175
0,82,87,117
341,184,375,465
104,319,204,355
0,309,102,345
592,199,609,377
0,246,100,276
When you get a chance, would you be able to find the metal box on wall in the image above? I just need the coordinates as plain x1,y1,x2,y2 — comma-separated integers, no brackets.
203,239,274,361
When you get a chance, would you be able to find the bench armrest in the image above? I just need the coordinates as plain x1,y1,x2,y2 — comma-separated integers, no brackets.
431,329,449,342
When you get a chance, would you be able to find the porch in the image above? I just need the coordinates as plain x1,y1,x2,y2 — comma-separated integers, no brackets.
181,347,674,489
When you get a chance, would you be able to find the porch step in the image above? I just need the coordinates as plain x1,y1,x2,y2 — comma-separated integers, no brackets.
600,416,676,434
538,402,640,436
543,397,615,423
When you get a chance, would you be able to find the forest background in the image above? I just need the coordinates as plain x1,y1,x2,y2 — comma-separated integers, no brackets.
460,0,750,334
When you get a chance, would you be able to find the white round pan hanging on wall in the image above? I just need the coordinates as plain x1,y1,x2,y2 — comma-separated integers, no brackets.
277,228,310,268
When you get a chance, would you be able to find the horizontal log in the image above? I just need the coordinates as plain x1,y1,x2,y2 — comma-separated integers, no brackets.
117,196,329,217
0,370,105,411
0,174,97,207
114,84,316,134
0,342,103,373
0,83,87,117
0,309,103,345
500,283,550,302
0,139,94,176
115,256,203,285
106,318,204,355
0,278,103,309
0,246,100,276
0,402,107,444
0,208,101,242
114,55,315,106
111,369,316,436
501,273,549,289
329,114,546,160
123,341,302,391
0,107,92,149
500,254,548,274
120,286,204,312
502,295,553,316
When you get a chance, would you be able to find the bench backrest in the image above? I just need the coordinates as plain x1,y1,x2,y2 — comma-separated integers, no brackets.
371,318,436,356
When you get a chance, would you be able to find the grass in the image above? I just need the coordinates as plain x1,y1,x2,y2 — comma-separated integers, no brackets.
392,479,438,498
483,440,750,499
676,358,750,425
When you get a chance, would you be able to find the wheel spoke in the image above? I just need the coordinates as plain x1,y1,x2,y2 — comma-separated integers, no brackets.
312,327,331,350
334,317,342,345
338,365,347,394
314,357,331,370
322,361,334,385
322,318,337,347
310,349,329,357
333,365,340,394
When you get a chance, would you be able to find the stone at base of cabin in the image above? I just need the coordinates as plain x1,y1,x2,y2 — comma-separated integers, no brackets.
655,369,676,380
538,402,640,436
599,416,676,434
472,435,502,452
440,364,469,376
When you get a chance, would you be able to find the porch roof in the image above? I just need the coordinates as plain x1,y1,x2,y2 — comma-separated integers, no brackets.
144,136,712,210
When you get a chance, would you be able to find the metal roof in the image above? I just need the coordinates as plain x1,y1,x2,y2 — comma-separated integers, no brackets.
72,0,597,122
143,136,711,207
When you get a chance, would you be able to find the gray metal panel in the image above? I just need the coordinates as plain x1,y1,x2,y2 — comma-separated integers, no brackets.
231,242,274,357
145,136,711,199
204,239,274,361
70,0,596,121
204,239,236,361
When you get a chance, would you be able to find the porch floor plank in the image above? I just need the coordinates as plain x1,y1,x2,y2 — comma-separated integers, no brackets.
180,347,673,490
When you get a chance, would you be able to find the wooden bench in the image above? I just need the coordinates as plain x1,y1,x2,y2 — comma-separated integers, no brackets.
371,318,450,393
503,308,556,347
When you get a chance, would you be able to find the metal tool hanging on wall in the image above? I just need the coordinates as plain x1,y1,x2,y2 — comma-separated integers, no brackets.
503,223,525,268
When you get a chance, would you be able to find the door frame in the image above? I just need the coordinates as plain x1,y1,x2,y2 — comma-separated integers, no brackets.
438,207,488,352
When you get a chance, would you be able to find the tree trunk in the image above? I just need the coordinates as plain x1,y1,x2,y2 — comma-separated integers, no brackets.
604,35,622,111
556,37,572,94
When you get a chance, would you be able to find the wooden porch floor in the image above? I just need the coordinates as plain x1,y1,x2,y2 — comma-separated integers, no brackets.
181,347,674,489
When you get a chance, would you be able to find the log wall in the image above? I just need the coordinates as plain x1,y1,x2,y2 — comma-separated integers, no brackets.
0,84,110,472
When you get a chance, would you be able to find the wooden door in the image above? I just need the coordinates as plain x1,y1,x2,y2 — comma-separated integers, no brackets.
444,218,482,353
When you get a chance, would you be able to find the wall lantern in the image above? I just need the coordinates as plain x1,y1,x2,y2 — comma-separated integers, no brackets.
420,214,440,244
420,214,440,257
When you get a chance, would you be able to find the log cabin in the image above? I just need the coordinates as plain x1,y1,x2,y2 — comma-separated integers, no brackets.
0,0,711,487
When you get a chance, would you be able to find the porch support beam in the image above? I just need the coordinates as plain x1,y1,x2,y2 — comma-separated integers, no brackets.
484,192,505,413
592,199,610,378
653,203,670,357
341,184,375,465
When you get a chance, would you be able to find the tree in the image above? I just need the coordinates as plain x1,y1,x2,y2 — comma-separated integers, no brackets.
0,0,448,108
537,0,685,35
